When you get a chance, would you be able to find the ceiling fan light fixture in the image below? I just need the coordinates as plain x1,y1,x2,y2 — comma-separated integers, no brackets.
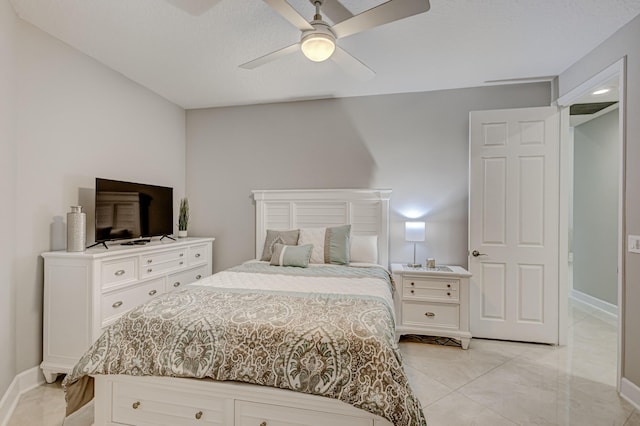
301,31,335,62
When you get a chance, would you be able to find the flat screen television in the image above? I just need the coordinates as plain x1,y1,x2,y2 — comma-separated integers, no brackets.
94,178,173,245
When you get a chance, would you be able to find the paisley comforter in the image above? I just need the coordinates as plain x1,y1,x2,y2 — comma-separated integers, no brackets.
63,262,427,426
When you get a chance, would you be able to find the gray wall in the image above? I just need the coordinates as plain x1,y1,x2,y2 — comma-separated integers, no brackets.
573,109,619,305
559,12,640,387
186,83,551,273
0,0,17,399
1,5,186,395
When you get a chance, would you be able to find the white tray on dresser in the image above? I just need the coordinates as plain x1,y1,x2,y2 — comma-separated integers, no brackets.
41,237,214,383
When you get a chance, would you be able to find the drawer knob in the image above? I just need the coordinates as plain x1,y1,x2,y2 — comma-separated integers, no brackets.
147,259,152,264
425,312,435,317
147,268,153,273
112,301,123,308
195,411,203,420
180,253,184,257
114,269,125,276
195,253,201,258
148,289,157,296
410,282,414,286
173,282,181,288
196,274,202,280
447,284,451,288
132,401,140,409
447,292,451,296
260,422,267,426
410,290,414,294
179,261,184,265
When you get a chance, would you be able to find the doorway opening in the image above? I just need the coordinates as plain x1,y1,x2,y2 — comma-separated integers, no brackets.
557,58,625,391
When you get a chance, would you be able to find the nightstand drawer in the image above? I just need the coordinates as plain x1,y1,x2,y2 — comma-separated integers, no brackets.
403,286,459,301
402,301,459,329
403,276,459,291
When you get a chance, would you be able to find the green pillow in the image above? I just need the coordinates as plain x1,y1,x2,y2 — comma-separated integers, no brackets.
324,224,351,265
270,243,313,268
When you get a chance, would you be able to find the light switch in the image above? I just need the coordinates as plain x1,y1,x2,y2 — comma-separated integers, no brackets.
628,235,640,253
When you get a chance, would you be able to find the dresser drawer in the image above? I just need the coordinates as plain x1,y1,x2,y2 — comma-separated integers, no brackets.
167,265,208,291
140,248,188,279
101,257,137,289
402,301,459,330
235,400,372,426
188,244,209,265
101,278,164,326
140,248,187,268
112,380,230,426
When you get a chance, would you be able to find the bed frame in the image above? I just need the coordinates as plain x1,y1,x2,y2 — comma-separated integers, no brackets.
92,189,394,426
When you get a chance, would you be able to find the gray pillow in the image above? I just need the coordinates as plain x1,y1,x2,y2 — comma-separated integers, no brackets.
260,229,300,261
270,243,313,268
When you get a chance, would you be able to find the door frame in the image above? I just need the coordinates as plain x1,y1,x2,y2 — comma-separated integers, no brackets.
556,57,626,391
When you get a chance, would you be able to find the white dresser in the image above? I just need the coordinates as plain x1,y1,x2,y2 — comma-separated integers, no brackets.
41,237,214,383
391,263,472,349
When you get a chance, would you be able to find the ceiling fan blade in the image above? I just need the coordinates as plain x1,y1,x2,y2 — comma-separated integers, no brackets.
163,0,221,16
331,46,375,80
331,0,430,39
263,0,314,31
319,0,353,24
239,43,301,70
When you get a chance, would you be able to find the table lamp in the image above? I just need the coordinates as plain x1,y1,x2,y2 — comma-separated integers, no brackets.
405,221,425,268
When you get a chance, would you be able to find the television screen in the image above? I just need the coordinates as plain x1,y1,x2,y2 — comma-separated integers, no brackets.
95,178,173,242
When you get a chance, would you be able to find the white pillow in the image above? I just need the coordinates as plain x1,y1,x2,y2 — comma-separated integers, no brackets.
298,228,327,264
350,235,378,264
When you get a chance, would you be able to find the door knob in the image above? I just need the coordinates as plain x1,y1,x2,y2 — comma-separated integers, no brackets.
471,250,487,257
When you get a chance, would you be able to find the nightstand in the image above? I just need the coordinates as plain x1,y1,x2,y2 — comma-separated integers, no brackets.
391,263,472,349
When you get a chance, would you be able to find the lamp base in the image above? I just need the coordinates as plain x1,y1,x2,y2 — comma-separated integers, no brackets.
407,263,422,268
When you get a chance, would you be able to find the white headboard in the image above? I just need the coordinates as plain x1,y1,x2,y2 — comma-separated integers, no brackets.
252,189,392,268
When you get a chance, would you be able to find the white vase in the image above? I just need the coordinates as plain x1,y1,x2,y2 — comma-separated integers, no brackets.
67,206,86,252
178,230,188,238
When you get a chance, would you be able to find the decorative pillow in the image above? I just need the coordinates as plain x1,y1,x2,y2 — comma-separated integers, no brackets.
260,229,300,261
270,243,313,268
298,225,351,265
350,235,378,264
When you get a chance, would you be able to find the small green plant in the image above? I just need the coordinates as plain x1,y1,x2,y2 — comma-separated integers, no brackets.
178,198,189,231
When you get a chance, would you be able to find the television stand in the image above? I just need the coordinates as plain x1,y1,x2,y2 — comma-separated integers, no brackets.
160,234,176,241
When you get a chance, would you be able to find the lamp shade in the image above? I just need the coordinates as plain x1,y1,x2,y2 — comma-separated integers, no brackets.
301,33,335,62
405,221,425,242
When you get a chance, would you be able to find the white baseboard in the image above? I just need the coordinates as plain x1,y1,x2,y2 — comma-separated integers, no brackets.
569,289,618,318
0,367,45,426
621,378,640,411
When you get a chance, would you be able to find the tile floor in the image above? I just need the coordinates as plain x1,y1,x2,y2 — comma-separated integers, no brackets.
7,299,639,426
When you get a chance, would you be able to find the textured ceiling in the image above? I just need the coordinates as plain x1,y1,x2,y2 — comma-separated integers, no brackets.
10,0,640,109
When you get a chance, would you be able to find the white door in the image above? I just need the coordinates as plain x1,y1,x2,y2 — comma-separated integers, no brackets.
469,106,559,344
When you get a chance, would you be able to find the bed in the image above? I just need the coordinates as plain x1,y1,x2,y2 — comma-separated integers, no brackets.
62,189,427,426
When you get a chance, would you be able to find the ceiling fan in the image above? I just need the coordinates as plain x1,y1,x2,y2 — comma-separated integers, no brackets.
240,0,431,78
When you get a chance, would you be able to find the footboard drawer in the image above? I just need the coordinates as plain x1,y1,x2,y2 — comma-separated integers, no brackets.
235,400,373,426
112,381,231,426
